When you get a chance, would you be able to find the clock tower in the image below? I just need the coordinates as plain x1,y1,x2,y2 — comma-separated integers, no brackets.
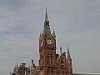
11,8,73,75
39,9,56,75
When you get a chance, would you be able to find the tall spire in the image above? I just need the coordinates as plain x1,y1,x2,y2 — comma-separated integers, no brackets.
67,47,71,61
43,8,51,36
45,8,49,22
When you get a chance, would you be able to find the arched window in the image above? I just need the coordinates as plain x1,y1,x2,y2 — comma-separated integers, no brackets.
51,53,53,65
47,53,54,66
47,53,50,65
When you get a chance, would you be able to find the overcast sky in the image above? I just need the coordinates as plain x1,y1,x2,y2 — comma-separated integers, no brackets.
0,0,100,75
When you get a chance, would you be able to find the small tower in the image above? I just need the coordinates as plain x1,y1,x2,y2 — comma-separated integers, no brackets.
60,47,63,55
30,60,36,75
67,47,72,75
67,48,72,61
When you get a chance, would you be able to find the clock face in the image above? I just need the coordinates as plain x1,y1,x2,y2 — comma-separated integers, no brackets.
46,39,53,45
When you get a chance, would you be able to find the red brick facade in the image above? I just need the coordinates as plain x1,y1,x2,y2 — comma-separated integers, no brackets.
38,9,72,75
11,9,72,75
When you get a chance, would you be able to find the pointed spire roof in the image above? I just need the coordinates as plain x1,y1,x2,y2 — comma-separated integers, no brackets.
45,8,49,22
44,8,49,25
43,8,51,36
53,28,56,36
67,47,72,61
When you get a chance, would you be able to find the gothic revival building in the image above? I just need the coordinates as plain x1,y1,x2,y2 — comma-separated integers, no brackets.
11,9,73,75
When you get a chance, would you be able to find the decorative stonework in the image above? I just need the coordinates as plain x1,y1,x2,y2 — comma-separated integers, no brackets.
11,9,72,75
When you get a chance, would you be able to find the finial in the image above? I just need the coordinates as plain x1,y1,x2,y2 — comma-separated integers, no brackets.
39,31,42,37
67,47,71,61
32,60,34,64
60,47,62,55
53,30,55,35
52,28,55,36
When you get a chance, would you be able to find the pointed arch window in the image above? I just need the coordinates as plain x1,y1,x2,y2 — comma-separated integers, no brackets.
51,53,53,65
47,53,50,65
47,53,53,66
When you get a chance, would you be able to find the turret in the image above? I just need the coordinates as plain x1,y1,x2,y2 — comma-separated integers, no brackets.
67,48,72,75
67,47,72,61
60,47,63,55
